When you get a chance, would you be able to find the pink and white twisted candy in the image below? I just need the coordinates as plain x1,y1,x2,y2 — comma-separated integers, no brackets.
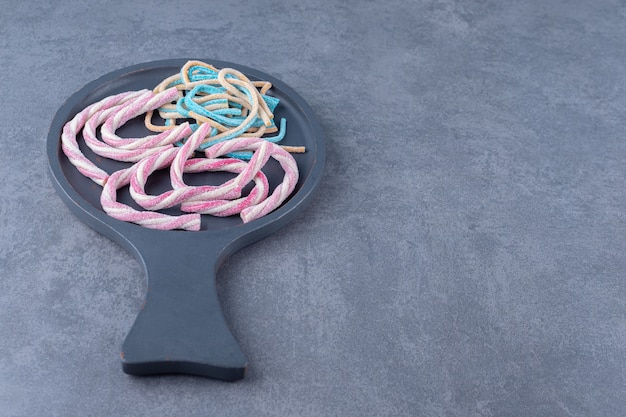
82,88,192,162
61,87,189,185
61,90,146,185
101,162,201,231
203,137,300,224
62,86,300,231
129,123,269,214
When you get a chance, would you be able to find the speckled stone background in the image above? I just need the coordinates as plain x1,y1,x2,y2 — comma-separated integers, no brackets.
1,0,625,416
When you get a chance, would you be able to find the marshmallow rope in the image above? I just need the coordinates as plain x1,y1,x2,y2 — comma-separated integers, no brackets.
82,89,193,162
202,137,299,223
128,123,267,212
61,90,145,185
101,161,202,231
60,63,302,231
101,124,298,229
61,88,191,185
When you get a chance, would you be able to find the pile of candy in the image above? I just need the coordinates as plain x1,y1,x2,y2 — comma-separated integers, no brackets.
61,61,302,231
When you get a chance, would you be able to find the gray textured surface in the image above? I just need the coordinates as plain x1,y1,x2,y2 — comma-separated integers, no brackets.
1,0,625,416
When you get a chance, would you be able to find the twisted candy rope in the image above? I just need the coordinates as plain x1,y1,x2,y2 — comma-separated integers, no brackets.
129,123,270,216
101,161,202,231
144,61,305,156
61,63,301,230
83,89,192,162
145,64,276,138
61,90,145,185
101,123,298,229
61,88,192,185
203,137,299,224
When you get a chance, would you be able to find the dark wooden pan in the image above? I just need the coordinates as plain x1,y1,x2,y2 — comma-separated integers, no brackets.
47,59,325,381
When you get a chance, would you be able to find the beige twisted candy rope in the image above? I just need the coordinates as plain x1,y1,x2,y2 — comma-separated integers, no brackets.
143,60,305,154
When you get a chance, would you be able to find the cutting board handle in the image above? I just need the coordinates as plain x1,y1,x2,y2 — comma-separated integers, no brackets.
120,231,247,381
